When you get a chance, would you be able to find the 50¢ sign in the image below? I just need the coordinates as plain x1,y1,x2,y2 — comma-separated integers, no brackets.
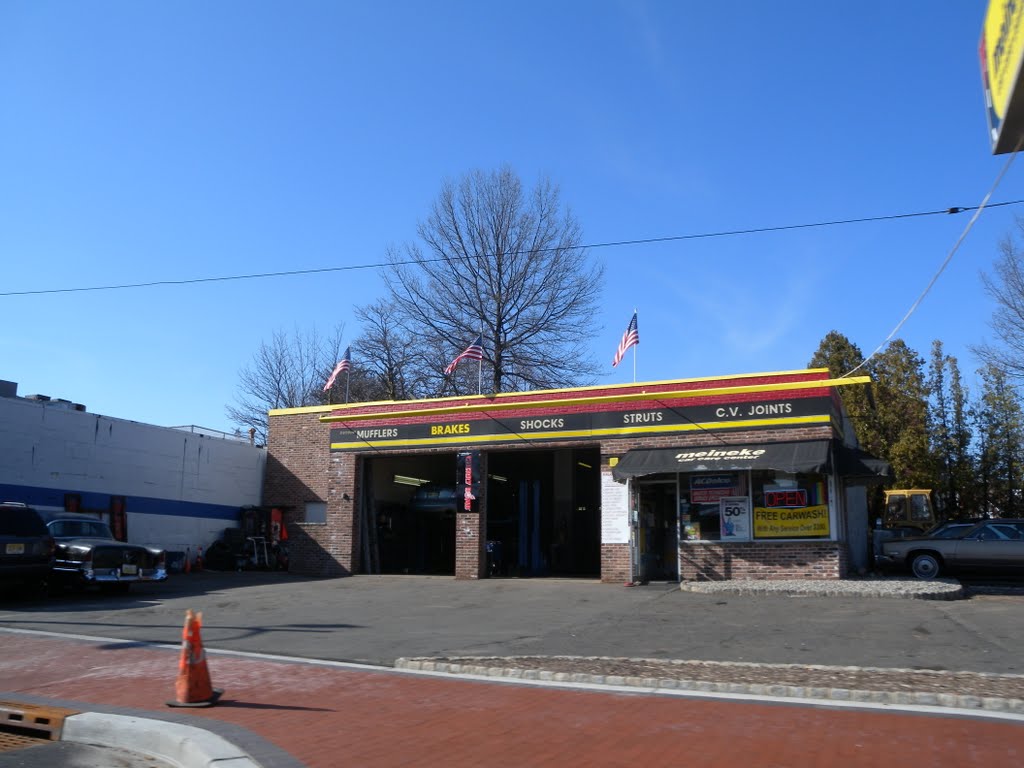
719,496,751,541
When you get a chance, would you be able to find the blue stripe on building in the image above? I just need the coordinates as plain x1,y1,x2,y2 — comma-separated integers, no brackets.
0,483,241,521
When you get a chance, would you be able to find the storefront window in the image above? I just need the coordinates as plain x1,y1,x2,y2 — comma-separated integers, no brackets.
751,470,829,539
679,472,747,541
678,470,831,542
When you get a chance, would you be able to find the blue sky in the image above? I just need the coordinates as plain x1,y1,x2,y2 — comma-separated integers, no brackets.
2,1,1021,433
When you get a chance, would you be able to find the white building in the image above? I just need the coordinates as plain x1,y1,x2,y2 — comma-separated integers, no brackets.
0,379,265,556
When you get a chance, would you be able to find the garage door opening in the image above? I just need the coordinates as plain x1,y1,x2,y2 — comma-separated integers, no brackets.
364,455,457,575
486,447,600,578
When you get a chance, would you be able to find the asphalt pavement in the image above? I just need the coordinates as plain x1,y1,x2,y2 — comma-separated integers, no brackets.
1,572,1023,767
2,571,1022,672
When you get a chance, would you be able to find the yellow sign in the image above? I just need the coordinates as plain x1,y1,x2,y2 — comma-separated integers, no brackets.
753,505,830,538
982,0,1024,152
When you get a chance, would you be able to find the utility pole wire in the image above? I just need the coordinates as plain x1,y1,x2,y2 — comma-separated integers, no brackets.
843,144,1024,379
4,200,1023,298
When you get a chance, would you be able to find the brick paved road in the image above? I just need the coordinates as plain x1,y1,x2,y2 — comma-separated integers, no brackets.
2,631,1021,767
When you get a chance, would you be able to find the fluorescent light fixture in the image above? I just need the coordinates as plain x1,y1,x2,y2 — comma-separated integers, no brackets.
394,474,431,487
577,461,592,469
488,474,508,482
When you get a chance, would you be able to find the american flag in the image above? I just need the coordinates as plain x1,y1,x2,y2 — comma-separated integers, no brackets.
323,347,351,391
444,335,484,375
612,312,639,367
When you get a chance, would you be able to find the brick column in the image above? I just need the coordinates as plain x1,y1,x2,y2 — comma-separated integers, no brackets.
455,452,487,579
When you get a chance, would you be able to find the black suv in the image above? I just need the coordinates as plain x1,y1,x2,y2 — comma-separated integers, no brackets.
0,502,56,591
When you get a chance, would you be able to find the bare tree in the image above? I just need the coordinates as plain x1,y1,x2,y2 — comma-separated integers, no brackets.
227,324,347,444
353,299,432,400
976,218,1024,380
384,166,604,393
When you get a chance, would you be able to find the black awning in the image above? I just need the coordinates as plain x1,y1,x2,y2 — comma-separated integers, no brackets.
611,440,832,481
834,444,892,484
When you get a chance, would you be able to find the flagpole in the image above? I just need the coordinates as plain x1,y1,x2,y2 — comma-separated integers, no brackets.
478,327,483,395
345,368,350,404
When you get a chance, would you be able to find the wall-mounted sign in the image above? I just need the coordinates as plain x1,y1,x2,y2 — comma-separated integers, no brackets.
719,496,751,541
601,471,630,544
753,504,830,538
981,0,1024,153
328,397,833,452
456,451,480,512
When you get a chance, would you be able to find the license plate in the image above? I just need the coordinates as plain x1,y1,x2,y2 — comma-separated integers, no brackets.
5,543,25,555
121,564,138,576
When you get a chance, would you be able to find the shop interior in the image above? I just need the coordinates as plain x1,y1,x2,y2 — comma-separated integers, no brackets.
486,447,601,578
362,447,601,578
364,454,458,575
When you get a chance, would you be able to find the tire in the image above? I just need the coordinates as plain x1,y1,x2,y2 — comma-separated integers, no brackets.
910,553,941,580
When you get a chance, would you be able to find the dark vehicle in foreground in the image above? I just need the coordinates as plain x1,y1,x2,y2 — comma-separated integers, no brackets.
46,516,167,592
0,502,55,591
878,519,1024,579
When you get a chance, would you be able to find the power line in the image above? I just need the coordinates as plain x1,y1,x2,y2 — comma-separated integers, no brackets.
843,146,1024,379
4,199,1024,298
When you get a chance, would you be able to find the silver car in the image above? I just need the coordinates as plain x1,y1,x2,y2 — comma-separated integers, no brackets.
878,519,1024,579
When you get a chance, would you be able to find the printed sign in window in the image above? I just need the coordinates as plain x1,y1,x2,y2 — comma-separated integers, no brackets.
753,505,830,538
719,496,751,541
691,474,737,503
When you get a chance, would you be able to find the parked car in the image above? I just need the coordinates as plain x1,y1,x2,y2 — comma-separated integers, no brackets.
921,519,986,539
45,515,167,592
878,519,1024,579
0,502,55,592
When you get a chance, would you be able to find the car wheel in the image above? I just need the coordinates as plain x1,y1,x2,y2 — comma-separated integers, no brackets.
910,553,941,580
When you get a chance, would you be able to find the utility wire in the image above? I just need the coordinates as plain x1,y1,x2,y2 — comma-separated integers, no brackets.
843,147,1024,379
4,199,1024,298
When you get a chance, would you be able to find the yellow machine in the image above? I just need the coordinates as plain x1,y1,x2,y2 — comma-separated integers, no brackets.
881,489,936,532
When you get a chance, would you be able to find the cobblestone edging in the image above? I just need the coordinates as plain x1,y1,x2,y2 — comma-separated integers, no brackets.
394,656,1024,714
677,578,965,600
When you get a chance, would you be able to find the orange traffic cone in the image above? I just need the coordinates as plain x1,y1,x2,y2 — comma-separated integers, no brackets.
167,610,222,707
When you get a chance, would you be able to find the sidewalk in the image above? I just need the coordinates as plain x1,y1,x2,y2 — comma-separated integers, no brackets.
2,630,1022,768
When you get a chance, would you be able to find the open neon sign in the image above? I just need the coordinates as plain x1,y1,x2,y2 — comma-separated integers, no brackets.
764,489,807,508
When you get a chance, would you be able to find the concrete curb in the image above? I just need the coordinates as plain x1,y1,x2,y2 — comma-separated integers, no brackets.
394,656,1024,714
62,712,261,768
677,579,965,600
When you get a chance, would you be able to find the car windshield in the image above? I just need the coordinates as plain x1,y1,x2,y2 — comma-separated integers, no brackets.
48,519,114,539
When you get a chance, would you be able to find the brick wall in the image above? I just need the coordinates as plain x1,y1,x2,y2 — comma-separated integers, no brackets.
265,411,361,577
264,412,330,507
601,543,631,584
678,541,847,581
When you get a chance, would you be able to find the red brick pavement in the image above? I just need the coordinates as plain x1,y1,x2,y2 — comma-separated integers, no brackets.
2,632,1022,767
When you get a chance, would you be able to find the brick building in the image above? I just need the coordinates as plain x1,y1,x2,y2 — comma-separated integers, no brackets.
264,368,886,583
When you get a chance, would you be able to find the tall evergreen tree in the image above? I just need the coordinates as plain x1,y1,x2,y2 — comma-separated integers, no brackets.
927,341,973,518
807,331,877,453
972,363,1024,517
872,340,933,488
